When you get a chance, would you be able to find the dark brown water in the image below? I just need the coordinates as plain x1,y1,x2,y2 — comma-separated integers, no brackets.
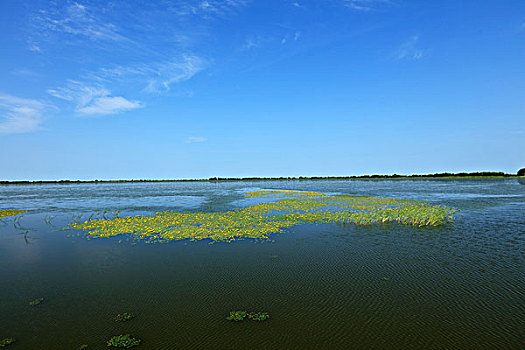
1,179,524,349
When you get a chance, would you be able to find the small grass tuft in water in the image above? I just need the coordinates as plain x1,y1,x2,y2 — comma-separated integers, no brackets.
66,190,457,243
114,313,134,322
0,338,16,347
29,297,44,306
106,334,141,348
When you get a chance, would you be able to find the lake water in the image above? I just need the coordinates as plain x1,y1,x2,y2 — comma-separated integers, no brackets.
1,179,524,349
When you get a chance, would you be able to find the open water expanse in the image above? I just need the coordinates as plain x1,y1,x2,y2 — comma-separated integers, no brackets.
0,179,524,349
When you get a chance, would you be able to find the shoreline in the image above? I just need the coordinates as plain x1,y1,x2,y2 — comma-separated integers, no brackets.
1,173,522,185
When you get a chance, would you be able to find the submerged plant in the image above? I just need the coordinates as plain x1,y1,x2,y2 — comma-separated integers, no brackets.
226,311,247,321
0,338,16,347
106,335,141,348
29,297,44,306
66,190,457,243
77,345,89,350
114,313,134,322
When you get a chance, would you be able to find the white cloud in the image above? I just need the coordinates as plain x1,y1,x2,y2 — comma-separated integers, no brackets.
48,80,140,116
397,36,425,60
186,136,207,143
294,31,301,41
0,94,47,134
341,0,391,11
77,96,141,116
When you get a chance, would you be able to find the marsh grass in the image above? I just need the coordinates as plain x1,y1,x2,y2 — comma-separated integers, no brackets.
66,190,457,243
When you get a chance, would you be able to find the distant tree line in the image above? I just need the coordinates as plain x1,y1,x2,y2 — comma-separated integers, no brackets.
0,171,521,185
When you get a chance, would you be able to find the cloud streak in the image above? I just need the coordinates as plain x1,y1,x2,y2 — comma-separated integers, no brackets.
0,94,47,134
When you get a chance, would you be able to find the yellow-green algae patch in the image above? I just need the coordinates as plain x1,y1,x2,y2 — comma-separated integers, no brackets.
0,209,27,218
67,190,457,243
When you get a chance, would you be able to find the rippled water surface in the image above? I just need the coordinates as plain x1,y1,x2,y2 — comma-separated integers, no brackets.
1,179,524,349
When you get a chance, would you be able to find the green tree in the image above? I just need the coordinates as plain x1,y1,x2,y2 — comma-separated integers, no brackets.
518,168,525,176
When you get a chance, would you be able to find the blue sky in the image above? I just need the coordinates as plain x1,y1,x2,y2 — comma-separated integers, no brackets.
1,0,524,180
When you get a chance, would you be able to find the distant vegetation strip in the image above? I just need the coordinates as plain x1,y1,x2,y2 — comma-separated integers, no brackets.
0,209,27,218
66,190,457,243
1,172,521,185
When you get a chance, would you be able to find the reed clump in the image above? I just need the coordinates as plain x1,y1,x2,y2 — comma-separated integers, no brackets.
66,190,457,243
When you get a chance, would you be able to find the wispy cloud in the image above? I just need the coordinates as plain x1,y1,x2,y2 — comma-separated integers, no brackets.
510,130,525,134
397,36,425,60
186,136,207,143
341,0,391,11
143,56,207,93
48,80,141,116
0,94,47,134
33,2,129,43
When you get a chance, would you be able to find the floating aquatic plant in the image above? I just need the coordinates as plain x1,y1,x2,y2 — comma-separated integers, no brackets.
0,209,27,218
226,310,247,321
106,334,141,348
0,338,16,347
247,312,270,321
29,297,44,306
114,313,134,322
66,190,457,243
227,311,270,321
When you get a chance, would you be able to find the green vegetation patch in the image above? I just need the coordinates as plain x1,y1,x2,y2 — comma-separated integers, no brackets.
106,334,141,348
114,313,134,322
29,297,44,306
67,190,457,243
0,338,16,347
0,209,27,218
